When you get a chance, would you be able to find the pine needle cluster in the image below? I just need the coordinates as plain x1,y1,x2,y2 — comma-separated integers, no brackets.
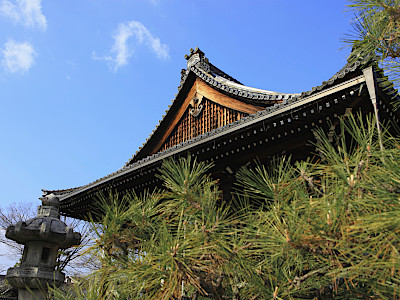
51,114,400,299
346,0,400,88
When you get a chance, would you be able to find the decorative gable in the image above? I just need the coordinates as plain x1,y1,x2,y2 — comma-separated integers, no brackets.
126,48,298,165
160,96,247,152
150,77,265,156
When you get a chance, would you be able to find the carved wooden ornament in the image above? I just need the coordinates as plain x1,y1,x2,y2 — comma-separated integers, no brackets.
189,95,204,117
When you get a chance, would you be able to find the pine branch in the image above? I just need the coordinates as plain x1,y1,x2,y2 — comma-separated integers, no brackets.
284,266,330,294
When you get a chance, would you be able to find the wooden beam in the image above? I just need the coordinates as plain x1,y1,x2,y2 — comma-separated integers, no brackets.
149,81,198,154
363,66,383,150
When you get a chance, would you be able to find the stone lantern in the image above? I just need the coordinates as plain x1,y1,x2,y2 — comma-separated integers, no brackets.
5,194,81,300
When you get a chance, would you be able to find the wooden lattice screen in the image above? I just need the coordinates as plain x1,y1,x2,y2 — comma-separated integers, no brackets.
160,98,247,152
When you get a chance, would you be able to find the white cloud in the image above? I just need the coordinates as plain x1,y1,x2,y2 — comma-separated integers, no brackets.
93,21,169,72
0,0,47,30
1,39,36,74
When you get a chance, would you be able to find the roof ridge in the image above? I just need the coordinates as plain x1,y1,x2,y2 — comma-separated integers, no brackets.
192,66,300,100
185,47,242,84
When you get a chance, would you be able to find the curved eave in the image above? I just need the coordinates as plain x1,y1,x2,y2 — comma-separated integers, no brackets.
300,60,364,98
52,72,368,207
45,55,379,204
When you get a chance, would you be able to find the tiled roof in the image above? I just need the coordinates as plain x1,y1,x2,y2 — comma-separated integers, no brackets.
44,48,366,200
125,47,300,166
300,59,363,97
183,47,300,102
42,187,80,196
191,66,298,102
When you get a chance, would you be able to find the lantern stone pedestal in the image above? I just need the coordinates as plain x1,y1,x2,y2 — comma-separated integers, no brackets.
5,194,81,300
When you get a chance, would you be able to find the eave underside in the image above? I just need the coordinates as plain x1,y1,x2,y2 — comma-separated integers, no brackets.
57,75,400,220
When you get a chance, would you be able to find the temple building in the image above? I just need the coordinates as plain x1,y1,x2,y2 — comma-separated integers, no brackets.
43,48,400,220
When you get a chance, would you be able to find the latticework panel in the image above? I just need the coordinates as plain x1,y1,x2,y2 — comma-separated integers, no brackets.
160,98,247,152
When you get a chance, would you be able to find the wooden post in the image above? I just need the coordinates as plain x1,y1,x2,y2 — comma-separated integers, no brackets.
363,66,384,151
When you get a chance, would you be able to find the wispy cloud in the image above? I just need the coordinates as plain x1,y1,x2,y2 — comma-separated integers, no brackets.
1,39,36,74
93,21,169,72
0,0,47,30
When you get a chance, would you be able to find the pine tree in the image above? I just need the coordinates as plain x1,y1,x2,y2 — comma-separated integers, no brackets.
346,0,400,88
51,114,400,299
234,114,400,298
65,156,250,299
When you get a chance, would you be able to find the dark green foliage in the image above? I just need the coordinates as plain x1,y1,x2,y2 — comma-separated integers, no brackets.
51,115,400,299
61,157,247,299
345,0,400,90
233,114,400,299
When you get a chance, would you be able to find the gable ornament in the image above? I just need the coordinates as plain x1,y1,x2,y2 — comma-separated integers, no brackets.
189,95,204,117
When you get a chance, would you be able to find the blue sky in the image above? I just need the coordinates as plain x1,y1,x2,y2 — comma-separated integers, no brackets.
0,0,354,269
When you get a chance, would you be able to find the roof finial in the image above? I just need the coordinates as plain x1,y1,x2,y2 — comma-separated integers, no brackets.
185,47,206,69
41,193,60,208
185,47,204,59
